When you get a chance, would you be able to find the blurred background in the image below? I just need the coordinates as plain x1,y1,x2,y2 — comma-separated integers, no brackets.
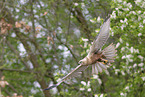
0,0,144,97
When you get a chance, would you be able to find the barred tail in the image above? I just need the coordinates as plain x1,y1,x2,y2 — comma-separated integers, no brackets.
92,62,107,74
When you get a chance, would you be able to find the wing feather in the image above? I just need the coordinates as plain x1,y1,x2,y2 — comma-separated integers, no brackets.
89,17,110,54
45,65,89,90
60,65,88,82
98,62,107,70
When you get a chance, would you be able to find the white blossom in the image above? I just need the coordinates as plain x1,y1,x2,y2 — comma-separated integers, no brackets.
117,0,122,3
129,66,132,69
121,24,125,30
130,47,133,53
84,42,88,48
93,75,99,79
111,31,114,36
70,15,73,18
138,10,141,14
74,3,79,6
141,77,145,81
138,33,142,36
11,33,16,37
138,16,141,21
125,86,129,90
120,20,124,23
120,93,124,96
121,71,125,75
127,3,132,8
124,18,127,22
120,92,127,96
138,63,144,67
123,1,127,5
57,78,61,82
126,55,133,59
87,88,91,92
94,94,98,97
97,16,101,22
100,94,104,97
139,23,143,28
81,81,86,86
133,63,137,68
90,19,96,23
87,81,90,87
115,69,120,75
134,49,139,53
122,8,129,11
82,38,89,42
135,0,142,5
120,38,123,43
126,43,129,46
143,19,145,24
141,2,145,8
116,42,120,48
111,11,116,19
121,47,125,52
80,88,85,91
95,29,99,33
97,78,102,85
141,68,144,71
13,93,17,96
138,55,144,61
115,8,119,10
81,3,85,7
122,56,126,59
129,11,136,15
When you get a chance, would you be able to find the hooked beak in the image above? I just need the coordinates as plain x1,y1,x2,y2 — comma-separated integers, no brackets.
78,59,83,64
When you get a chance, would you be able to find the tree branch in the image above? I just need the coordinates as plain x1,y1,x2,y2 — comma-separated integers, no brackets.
0,68,39,74
6,40,30,69
56,34,78,63
64,1,91,41
1,6,52,97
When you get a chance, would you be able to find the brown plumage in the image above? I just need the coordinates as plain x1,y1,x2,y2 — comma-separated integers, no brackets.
44,17,117,90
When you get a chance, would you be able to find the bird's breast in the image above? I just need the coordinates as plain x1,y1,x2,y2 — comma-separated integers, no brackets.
86,53,102,65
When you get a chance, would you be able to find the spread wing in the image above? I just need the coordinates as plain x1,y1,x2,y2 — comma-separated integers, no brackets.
44,65,88,90
60,65,88,81
89,17,110,54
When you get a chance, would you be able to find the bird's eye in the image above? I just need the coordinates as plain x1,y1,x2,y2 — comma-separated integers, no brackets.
78,61,82,64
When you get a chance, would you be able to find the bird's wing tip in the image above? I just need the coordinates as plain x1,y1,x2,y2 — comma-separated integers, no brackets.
43,85,57,90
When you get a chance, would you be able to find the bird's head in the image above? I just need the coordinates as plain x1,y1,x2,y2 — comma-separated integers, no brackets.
78,58,87,65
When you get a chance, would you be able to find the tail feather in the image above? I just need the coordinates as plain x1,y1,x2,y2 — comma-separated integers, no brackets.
92,63,105,74
97,64,102,73
98,62,107,70
102,43,117,61
92,64,95,74
92,64,98,74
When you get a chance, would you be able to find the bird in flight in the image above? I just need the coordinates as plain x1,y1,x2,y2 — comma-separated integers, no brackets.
44,17,117,90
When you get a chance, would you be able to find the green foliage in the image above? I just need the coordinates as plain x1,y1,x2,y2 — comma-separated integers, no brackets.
0,0,144,97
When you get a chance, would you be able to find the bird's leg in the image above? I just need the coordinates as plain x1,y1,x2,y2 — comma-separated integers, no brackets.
100,58,108,64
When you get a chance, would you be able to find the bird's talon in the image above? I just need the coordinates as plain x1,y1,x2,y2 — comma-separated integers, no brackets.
103,60,108,64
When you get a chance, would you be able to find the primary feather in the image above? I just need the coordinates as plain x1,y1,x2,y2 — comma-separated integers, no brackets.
89,17,110,54
45,65,88,90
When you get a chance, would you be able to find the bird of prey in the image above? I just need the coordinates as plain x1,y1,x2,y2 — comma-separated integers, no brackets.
44,17,117,90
